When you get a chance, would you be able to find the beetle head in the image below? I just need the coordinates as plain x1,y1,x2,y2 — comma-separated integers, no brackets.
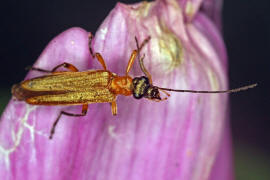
132,76,161,100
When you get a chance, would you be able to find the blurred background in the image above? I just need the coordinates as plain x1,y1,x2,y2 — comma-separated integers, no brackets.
0,0,269,179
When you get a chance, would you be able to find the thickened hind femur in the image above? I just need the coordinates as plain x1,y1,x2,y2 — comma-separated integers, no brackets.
132,76,150,99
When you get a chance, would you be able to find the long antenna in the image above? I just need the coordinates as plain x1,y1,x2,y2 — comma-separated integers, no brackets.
155,83,257,94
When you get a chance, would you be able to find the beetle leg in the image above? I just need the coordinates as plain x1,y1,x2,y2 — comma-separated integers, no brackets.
95,53,107,70
160,89,171,97
111,101,117,116
26,62,79,73
138,54,153,84
135,36,153,84
125,50,138,75
88,33,107,70
88,32,95,59
135,36,151,53
51,62,79,72
126,36,150,75
49,104,88,139
25,66,52,73
153,90,170,102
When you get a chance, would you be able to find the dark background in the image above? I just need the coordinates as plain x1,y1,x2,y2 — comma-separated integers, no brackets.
1,0,269,179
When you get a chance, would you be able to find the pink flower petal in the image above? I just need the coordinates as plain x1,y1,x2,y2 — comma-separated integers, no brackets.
0,0,231,179
0,27,92,179
176,0,223,28
177,0,204,21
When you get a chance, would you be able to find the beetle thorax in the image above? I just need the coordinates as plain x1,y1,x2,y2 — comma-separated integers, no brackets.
110,76,133,96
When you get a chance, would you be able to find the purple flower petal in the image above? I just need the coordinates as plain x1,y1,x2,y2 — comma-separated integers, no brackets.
0,0,232,179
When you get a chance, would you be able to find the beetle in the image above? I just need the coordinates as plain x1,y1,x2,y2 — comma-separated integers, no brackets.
12,35,257,139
